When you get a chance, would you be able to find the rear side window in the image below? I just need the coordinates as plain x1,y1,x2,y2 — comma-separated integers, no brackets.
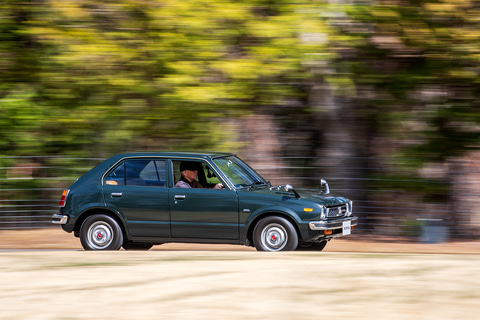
105,159,166,187
106,163,125,186
138,160,166,186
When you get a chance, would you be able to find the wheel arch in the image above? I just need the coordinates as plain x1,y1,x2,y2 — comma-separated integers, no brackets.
246,211,302,248
73,207,127,239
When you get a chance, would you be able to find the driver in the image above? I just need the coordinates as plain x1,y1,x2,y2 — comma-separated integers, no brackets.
175,161,223,189
175,161,203,188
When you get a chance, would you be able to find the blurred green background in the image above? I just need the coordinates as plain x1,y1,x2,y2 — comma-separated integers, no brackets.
1,0,480,237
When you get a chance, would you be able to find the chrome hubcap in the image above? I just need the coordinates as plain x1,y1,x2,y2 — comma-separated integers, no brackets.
261,223,288,251
87,221,114,249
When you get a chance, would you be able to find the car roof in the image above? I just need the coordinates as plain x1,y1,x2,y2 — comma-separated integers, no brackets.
111,151,234,161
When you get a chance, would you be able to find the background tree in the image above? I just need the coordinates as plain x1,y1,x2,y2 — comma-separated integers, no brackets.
2,0,480,235
332,0,480,229
10,0,334,158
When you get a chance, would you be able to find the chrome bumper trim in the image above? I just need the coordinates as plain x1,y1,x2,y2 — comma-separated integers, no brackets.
52,214,68,225
309,216,358,231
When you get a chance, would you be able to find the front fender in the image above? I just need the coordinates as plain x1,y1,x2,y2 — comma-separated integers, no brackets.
245,205,302,228
241,205,305,243
242,204,323,244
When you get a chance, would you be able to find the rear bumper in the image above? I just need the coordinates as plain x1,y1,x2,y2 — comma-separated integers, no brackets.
308,216,358,231
52,214,68,225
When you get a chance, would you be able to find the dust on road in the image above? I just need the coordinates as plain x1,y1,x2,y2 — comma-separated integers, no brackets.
2,228,480,254
1,250,479,320
1,229,480,319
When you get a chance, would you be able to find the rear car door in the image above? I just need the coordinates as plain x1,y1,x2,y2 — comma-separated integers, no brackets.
103,158,170,238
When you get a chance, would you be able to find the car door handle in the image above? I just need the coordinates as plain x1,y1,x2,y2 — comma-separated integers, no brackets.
111,193,123,197
174,195,186,200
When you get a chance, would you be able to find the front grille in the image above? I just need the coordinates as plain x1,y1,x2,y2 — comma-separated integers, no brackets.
326,205,348,218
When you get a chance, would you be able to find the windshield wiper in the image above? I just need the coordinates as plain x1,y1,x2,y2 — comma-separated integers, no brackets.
248,181,267,190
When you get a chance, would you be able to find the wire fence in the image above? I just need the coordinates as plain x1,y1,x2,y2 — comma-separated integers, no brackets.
0,156,104,230
1,155,479,241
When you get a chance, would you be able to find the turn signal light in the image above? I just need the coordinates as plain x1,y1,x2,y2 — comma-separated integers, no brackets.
324,230,333,235
59,189,70,207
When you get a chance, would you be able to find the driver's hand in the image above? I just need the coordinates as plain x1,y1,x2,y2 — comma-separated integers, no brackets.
214,183,224,189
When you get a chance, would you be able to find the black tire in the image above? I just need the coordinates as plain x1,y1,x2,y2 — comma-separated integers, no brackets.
296,240,328,251
253,216,298,252
122,242,154,251
79,214,123,251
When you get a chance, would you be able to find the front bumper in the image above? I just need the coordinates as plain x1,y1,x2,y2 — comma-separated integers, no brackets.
52,214,68,225
308,216,358,231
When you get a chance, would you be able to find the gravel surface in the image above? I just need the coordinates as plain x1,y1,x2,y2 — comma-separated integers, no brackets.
1,229,480,320
1,228,480,254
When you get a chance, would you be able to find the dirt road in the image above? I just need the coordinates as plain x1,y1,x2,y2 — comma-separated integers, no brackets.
1,249,479,319
1,229,480,319
2,228,480,254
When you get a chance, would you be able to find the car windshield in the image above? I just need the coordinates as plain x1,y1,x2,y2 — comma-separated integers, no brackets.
213,156,267,188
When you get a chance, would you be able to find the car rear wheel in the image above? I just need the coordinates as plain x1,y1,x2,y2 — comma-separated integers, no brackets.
80,214,123,250
253,216,298,252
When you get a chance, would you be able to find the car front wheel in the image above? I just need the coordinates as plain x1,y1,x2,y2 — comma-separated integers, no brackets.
80,214,123,251
253,216,298,252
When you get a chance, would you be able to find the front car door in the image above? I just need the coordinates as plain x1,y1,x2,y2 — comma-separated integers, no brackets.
169,159,239,240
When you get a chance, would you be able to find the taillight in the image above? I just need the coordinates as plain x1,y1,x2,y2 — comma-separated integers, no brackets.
59,189,70,207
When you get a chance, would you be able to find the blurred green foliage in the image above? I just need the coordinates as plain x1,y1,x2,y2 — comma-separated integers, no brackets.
342,0,480,163
3,0,480,231
1,0,480,185
1,0,334,158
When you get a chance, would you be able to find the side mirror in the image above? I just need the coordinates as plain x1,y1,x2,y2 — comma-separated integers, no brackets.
285,184,301,198
321,179,330,194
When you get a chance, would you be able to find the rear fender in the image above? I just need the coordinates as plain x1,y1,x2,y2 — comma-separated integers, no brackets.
71,205,127,237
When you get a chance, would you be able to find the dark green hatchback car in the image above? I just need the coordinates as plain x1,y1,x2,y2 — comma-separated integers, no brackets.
53,152,357,251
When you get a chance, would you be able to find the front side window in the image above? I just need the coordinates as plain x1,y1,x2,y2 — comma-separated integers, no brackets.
172,160,225,189
105,159,166,187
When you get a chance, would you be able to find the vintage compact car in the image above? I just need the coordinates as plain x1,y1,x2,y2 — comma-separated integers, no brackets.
53,152,357,251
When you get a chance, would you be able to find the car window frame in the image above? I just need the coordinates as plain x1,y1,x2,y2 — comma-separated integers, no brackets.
169,158,232,190
103,157,169,188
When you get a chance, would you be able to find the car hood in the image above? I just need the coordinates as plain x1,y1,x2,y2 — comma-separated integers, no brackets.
295,188,350,205
247,186,350,206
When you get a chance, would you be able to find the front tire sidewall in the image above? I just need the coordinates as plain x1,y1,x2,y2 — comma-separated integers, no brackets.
80,215,123,251
253,216,298,252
